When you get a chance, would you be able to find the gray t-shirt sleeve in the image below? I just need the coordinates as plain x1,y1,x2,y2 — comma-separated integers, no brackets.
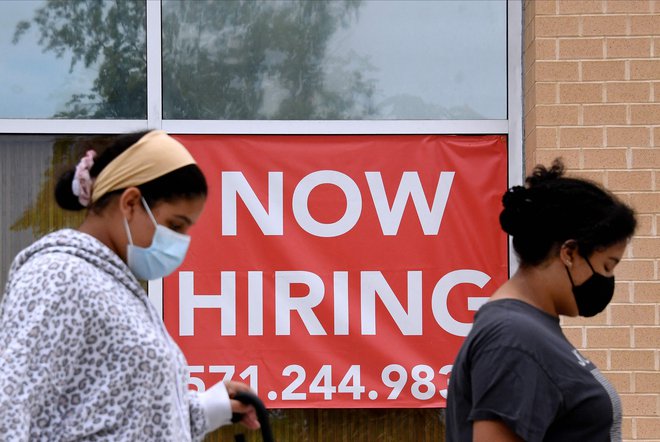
468,346,563,442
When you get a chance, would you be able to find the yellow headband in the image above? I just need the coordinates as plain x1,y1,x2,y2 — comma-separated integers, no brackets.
91,130,196,203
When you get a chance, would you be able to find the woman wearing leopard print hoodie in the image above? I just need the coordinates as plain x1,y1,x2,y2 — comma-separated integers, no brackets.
0,131,260,441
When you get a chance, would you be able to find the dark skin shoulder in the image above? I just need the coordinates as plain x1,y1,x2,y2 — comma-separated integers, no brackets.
473,420,524,441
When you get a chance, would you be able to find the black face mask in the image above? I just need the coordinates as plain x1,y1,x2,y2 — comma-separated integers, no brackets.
565,257,615,317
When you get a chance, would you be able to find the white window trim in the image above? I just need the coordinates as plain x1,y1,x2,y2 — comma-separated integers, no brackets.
147,0,163,129
162,119,510,135
506,0,523,275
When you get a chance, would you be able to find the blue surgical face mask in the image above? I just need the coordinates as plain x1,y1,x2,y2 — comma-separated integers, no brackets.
123,197,191,280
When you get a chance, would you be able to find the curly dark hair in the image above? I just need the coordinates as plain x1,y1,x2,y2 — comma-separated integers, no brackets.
499,158,636,266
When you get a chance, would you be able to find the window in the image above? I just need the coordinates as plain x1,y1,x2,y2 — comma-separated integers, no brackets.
161,0,507,120
0,0,515,133
0,0,521,281
0,1,521,439
0,0,147,119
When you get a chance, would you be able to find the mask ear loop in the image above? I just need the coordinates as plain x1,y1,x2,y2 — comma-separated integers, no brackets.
564,264,576,288
123,197,154,247
561,239,578,288
123,217,134,246
140,197,158,226
583,256,597,274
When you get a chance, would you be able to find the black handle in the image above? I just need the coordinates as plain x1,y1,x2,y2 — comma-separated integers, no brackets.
231,391,274,442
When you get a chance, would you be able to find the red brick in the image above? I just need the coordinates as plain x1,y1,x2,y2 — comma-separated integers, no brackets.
583,104,628,125
619,393,658,415
524,65,536,102
630,14,660,36
606,126,651,147
634,371,660,393
607,170,654,191
559,127,603,147
582,60,626,80
631,236,660,258
582,148,627,168
634,327,660,349
536,61,580,81
566,169,606,183
606,37,652,58
579,349,609,368
536,105,580,125
630,104,660,125
524,16,537,52
582,148,626,169
631,148,660,169
558,1,604,14
536,148,581,167
602,371,632,393
563,326,584,348
536,82,558,104
582,15,628,36
536,15,580,37
636,417,660,439
612,281,632,303
537,127,559,147
559,38,604,59
524,0,534,26
525,151,540,175
622,417,633,439
536,38,557,60
525,109,537,144
633,282,660,303
606,82,651,103
611,350,655,370
562,313,607,326
586,326,631,348
631,60,660,80
631,214,654,236
559,82,603,103
613,259,656,281
534,0,557,15
629,192,660,213
525,38,537,73
609,304,656,325
606,0,652,13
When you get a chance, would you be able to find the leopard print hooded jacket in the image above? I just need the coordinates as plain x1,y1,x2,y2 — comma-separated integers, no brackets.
0,229,209,441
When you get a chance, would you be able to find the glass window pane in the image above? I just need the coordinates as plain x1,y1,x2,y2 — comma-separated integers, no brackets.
0,0,146,119
0,134,128,290
162,0,506,120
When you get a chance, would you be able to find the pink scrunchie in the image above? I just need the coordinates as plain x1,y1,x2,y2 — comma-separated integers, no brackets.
71,150,97,207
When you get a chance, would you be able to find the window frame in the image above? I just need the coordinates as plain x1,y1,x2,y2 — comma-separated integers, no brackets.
0,0,523,298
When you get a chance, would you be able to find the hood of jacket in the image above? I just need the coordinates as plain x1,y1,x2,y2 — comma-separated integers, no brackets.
6,228,145,298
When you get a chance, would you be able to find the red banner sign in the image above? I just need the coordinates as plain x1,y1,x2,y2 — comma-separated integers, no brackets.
162,134,508,408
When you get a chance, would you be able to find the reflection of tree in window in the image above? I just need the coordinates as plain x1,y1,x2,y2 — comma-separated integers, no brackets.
12,1,146,119
12,0,378,120
161,0,376,120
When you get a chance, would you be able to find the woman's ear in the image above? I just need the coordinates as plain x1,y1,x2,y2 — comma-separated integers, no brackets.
118,187,142,221
560,240,578,267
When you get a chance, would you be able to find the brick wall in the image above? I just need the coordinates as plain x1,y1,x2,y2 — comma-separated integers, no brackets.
523,1,659,440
